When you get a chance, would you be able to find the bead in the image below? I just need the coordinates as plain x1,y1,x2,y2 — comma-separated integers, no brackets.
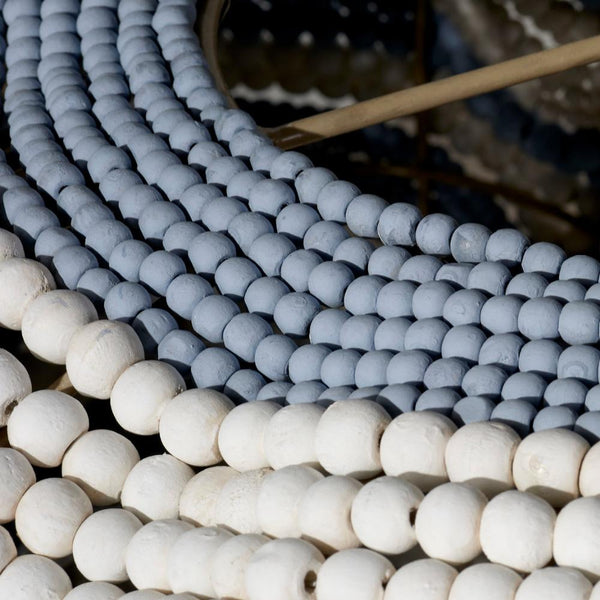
559,344,600,384
308,261,354,307
373,317,411,352
441,325,486,364
386,350,432,386
346,193,388,238
518,297,562,340
416,388,461,415
254,335,297,381
304,220,349,259
309,308,350,347
575,412,600,443
485,228,529,267
355,350,393,387
443,289,486,326
288,344,332,383
63,583,124,600
296,167,337,206
533,406,577,432
491,399,537,437
479,333,524,373
0,448,35,523
376,384,420,416
249,232,295,277
501,372,547,404
522,242,566,278
450,223,491,263
191,295,240,343
344,275,386,315
333,237,374,273
376,281,416,319
0,555,72,600
215,257,261,300
435,262,473,288
384,559,457,600
104,282,151,322
480,295,523,334
468,262,511,296
404,318,450,356
559,301,600,345
166,274,213,321
367,245,411,279
413,281,455,320
519,339,562,378
340,315,380,351
320,348,361,387
276,203,320,241
248,178,294,217
163,222,204,256
227,170,265,202
448,564,522,600
560,254,600,285
138,201,186,243
416,213,457,255
544,378,587,410
273,292,320,337
515,567,593,600
244,276,290,319
188,231,236,277
544,280,586,302
0,228,24,260
224,369,266,403
223,313,273,362
132,308,178,354
139,250,186,296
398,255,442,284
506,272,548,299
109,239,152,283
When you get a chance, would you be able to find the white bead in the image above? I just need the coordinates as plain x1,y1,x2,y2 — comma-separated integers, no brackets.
15,478,92,558
179,466,238,526
415,482,487,565
514,567,593,600
480,490,556,572
592,582,600,600
64,582,125,600
315,399,391,479
256,465,324,538
121,592,165,600
73,508,143,582
0,447,35,523
512,429,589,507
579,442,600,496
111,360,186,435
121,454,194,522
168,527,233,596
0,229,24,260
66,320,144,399
215,468,272,534
315,547,394,600
264,403,324,470
380,411,456,491
444,421,520,497
211,533,269,600
21,290,98,363
246,538,325,600
351,475,423,555
0,349,31,427
384,559,457,600
298,475,362,554
159,388,234,467
553,496,600,580
0,258,55,330
0,555,72,600
448,563,522,600
8,390,88,467
125,519,193,593
62,429,140,505
0,525,16,575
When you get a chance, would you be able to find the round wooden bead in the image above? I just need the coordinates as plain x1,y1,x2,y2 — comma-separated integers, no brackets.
441,325,486,363
7,390,88,468
384,559,457,600
298,475,362,554
0,525,16,575
0,257,56,330
521,242,566,278
480,490,556,572
515,567,593,600
416,213,457,256
412,281,455,320
263,403,324,470
179,466,238,526
0,349,32,427
480,295,523,334
64,582,125,600
560,255,600,285
544,280,586,302
559,345,600,384
66,320,144,399
62,429,139,506
368,246,411,280
485,228,529,267
467,262,511,296
346,194,388,238
579,442,600,496
443,289,486,326
403,318,450,356
450,223,490,263
73,508,143,582
380,411,456,491
351,476,423,555
0,448,35,523
125,519,193,593
121,454,194,522
315,399,391,479
559,301,600,345
15,478,92,558
398,255,442,284
445,421,520,497
518,339,562,378
110,360,185,435
0,555,72,600
478,333,524,373
448,564,522,600
0,229,24,260
316,548,395,600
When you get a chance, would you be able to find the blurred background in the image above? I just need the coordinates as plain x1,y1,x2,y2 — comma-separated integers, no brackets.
216,0,600,257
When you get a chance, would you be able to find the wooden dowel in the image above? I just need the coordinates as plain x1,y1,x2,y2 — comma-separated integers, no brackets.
268,34,600,149
49,372,76,396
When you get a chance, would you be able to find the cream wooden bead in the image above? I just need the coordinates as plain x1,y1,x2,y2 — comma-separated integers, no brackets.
298,475,362,554
15,478,92,558
0,525,16,575
384,559,458,600
0,447,35,523
0,349,31,427
0,258,55,330
315,399,391,479
66,320,144,399
315,548,394,600
380,411,457,491
515,567,593,600
64,582,125,600
553,496,600,581
264,403,325,470
62,429,140,505
350,475,424,555
179,466,238,526
480,490,556,572
21,290,98,364
121,592,165,599
159,388,234,467
218,400,280,471
168,527,233,596
7,390,88,467
448,564,522,600
73,508,143,582
444,421,520,497
111,360,186,435
0,229,24,260
0,555,72,600
415,482,487,565
125,519,194,593
592,582,600,600
246,538,325,600
580,441,600,496
121,454,194,522
211,533,269,600
256,465,324,538
215,468,272,534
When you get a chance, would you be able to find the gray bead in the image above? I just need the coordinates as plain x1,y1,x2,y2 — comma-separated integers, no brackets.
108,239,153,282
37,161,86,200
244,277,290,319
3,186,44,224
316,180,360,222
99,169,143,204
522,242,566,278
104,281,151,322
254,334,297,381
345,193,388,238
585,283,600,303
288,344,332,383
373,317,411,352
586,385,600,411
559,255,600,285
228,212,274,256
119,184,163,226
423,358,469,390
156,164,203,202
287,381,328,405
559,301,600,345
52,245,99,289
226,170,265,203
138,150,181,185
480,295,523,335
54,109,95,135
281,250,323,293
250,144,283,174
133,81,172,111
63,127,103,152
273,292,320,337
166,274,213,320
332,237,374,274
163,221,205,256
169,120,211,154
139,201,186,244
354,350,393,388
543,280,586,302
518,339,562,379
415,213,457,256
248,178,295,218
85,220,133,261
205,156,247,187
462,364,508,398
295,167,336,206
320,348,361,387
309,308,351,348
557,345,600,385
398,255,442,284
276,204,320,242
191,294,240,343
248,233,295,277
467,262,511,296
214,108,256,143
72,136,108,168
223,313,273,363
412,281,455,320
303,220,349,259
350,386,384,401
191,347,240,390
132,307,178,354
440,324,486,364
544,378,587,410
307,261,354,308
127,132,170,162
416,388,460,417
377,202,422,246
188,231,236,277
505,273,548,299
485,228,529,267
501,372,547,405
376,281,416,319
344,275,386,316
317,386,354,404
376,384,420,416
386,350,432,386
214,257,261,300
224,369,266,403
88,145,132,183
339,315,381,352
452,396,495,426
256,381,293,403
574,412,600,443
76,267,119,306
270,151,313,181
158,329,204,376
228,128,269,159
478,333,524,373
34,226,79,266
201,197,247,233
517,297,562,341
139,250,186,296
491,399,536,437
404,318,450,356
179,183,223,222
450,223,491,263
533,406,576,432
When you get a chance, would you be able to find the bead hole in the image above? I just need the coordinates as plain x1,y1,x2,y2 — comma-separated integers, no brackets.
409,507,417,528
304,570,317,592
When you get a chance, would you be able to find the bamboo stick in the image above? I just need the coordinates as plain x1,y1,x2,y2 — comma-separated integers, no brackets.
268,34,600,149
